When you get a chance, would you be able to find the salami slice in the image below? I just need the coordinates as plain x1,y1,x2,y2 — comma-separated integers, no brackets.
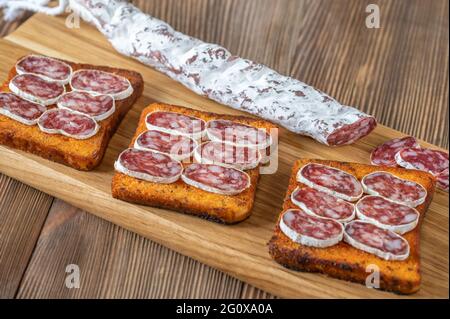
57,91,115,121
70,69,133,100
362,172,427,207
291,187,355,222
279,209,343,248
9,74,65,106
134,130,196,161
297,163,363,201
0,92,46,125
146,111,206,139
356,196,419,234
15,54,72,85
436,168,449,192
206,120,272,150
194,141,261,171
38,108,99,139
344,220,410,261
370,136,420,167
181,163,251,195
115,148,183,183
395,148,449,176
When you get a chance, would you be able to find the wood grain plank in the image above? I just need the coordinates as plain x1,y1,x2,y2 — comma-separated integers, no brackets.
0,174,53,298
17,200,244,299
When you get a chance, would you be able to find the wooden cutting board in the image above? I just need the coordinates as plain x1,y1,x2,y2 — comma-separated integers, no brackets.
0,14,448,298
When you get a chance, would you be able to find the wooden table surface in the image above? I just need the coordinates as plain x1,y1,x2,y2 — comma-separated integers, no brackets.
0,0,448,299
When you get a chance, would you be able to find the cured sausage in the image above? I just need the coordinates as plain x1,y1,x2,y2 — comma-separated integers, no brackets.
0,92,46,125
370,136,419,167
436,168,449,192
343,220,410,261
63,0,377,146
194,141,261,171
206,120,272,150
291,187,355,222
70,69,133,100
146,111,206,139
279,209,344,248
134,130,196,161
114,148,183,183
356,196,419,234
297,163,363,201
395,147,449,176
15,54,72,84
361,172,427,208
9,73,65,106
181,163,251,195
38,108,99,139
57,91,115,121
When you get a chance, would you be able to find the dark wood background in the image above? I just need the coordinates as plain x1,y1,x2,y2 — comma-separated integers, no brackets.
0,0,448,298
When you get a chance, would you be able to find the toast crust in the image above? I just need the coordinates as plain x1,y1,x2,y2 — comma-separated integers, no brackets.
268,159,436,295
111,103,277,224
0,57,144,170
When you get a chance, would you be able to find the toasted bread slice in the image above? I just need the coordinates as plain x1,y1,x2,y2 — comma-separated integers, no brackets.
268,159,436,294
0,56,143,170
111,103,277,224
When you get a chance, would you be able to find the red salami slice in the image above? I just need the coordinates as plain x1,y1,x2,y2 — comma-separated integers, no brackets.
115,148,183,183
194,141,261,171
57,91,115,121
326,117,377,146
344,220,410,260
38,108,99,139
0,92,46,125
206,120,272,149
362,172,427,207
395,147,449,176
70,69,133,100
16,55,72,84
279,209,343,248
297,163,363,201
291,187,355,222
437,168,449,192
370,136,420,167
9,74,65,106
134,130,196,161
181,163,250,195
356,196,419,234
146,111,206,139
